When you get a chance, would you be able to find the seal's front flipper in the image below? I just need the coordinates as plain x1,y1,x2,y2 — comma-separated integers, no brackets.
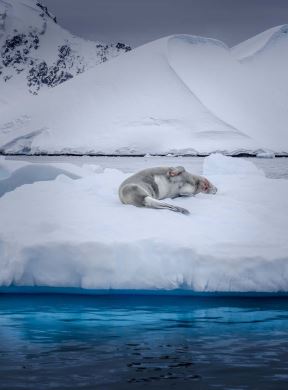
167,166,185,177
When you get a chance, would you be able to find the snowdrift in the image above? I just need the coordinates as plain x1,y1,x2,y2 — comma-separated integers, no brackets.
0,154,288,294
1,25,288,155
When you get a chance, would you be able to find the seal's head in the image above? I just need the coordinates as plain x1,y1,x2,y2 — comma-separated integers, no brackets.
199,177,217,194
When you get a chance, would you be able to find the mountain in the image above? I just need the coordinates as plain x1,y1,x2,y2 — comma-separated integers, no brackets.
0,24,288,156
0,0,131,100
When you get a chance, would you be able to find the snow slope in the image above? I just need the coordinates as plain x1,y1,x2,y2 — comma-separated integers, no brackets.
0,154,288,293
168,32,288,153
0,0,130,102
232,24,288,60
1,25,288,155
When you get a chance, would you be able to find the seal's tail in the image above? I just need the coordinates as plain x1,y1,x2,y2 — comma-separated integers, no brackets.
144,196,190,215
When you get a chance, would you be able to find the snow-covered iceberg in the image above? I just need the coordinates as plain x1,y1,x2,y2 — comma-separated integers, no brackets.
0,154,287,293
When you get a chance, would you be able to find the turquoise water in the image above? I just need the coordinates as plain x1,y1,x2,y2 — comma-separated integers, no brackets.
1,295,288,389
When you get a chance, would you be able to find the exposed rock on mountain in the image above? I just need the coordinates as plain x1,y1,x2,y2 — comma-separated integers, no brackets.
0,0,131,95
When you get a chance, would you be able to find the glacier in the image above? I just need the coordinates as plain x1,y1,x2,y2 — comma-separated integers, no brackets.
0,154,288,293
1,23,288,155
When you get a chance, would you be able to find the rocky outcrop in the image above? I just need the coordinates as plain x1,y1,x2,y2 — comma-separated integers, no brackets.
0,1,131,95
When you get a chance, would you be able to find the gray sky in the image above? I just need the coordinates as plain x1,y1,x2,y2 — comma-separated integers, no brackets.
44,0,288,47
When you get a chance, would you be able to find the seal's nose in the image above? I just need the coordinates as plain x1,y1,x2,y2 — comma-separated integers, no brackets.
211,186,217,194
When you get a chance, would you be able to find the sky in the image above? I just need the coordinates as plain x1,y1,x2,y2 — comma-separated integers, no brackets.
44,0,288,47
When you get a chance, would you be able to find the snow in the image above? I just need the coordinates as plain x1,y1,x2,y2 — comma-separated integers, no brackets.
0,155,103,196
0,154,288,293
169,33,288,153
203,153,264,176
232,24,288,60
1,25,288,156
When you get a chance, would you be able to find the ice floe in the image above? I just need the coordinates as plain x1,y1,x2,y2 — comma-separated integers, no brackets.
0,154,287,293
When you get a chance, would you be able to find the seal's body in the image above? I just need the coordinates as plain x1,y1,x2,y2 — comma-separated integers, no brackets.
119,166,217,215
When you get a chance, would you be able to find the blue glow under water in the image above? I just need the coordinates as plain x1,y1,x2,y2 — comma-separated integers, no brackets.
1,295,288,389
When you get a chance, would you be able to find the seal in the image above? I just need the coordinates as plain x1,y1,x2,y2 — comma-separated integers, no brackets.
119,166,217,215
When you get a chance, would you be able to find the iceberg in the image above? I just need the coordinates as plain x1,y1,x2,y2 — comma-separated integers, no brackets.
0,154,287,293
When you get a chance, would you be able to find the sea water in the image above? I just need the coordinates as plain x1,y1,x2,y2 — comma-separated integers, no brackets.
1,295,288,389
6,155,288,179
